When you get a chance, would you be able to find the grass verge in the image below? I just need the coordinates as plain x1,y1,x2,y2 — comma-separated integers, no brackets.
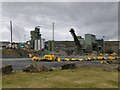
2,65,119,88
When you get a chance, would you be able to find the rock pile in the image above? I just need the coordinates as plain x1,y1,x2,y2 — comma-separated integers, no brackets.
23,62,53,72
2,65,13,75
62,63,76,70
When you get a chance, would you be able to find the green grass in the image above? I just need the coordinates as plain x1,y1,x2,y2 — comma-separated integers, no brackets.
2,65,119,88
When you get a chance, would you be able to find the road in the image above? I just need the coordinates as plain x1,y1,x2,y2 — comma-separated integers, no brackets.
1,58,106,70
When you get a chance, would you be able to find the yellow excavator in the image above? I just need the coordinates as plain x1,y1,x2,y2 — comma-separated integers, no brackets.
32,54,61,62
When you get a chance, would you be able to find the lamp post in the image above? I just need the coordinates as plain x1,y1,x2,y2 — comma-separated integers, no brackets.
10,21,13,49
103,36,105,56
52,23,54,52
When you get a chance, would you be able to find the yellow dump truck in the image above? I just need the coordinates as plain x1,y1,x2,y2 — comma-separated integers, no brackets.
32,54,61,62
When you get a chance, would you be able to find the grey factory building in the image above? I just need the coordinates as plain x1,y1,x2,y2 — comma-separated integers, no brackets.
45,34,119,55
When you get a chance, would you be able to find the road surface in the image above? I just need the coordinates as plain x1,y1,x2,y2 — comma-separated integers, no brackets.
1,58,107,70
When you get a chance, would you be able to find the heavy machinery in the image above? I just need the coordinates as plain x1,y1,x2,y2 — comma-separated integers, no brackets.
63,58,70,61
108,53,118,60
69,28,82,55
70,57,83,61
97,53,105,60
32,54,61,62
70,58,78,61
63,57,83,61
44,54,56,61
86,53,97,61
32,56,43,61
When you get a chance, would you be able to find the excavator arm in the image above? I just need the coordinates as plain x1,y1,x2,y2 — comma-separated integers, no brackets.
69,28,82,55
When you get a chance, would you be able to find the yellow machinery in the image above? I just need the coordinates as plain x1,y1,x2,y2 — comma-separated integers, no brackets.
97,53,105,60
63,57,83,61
32,54,61,62
63,58,70,61
70,58,78,61
32,56,43,61
97,53,119,60
86,53,97,61
108,53,118,60
77,58,83,61
87,57,92,61
44,54,56,61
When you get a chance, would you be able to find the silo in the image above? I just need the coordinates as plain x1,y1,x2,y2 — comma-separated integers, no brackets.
38,39,41,50
41,39,45,49
34,39,38,51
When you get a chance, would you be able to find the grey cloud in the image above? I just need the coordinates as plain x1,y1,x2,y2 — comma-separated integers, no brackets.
2,2,118,42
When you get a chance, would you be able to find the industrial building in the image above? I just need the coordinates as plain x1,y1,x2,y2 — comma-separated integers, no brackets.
30,26,45,51
105,41,120,54
84,34,98,52
45,32,119,55
46,40,119,55
68,28,103,54
72,33,104,53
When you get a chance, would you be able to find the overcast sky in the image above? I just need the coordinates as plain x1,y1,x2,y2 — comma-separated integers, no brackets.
1,2,118,42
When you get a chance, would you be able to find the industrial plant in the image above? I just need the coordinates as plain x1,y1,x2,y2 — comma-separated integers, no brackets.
1,24,120,89
1,25,120,57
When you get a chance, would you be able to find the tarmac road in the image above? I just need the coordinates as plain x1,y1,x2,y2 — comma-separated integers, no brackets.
1,58,107,70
